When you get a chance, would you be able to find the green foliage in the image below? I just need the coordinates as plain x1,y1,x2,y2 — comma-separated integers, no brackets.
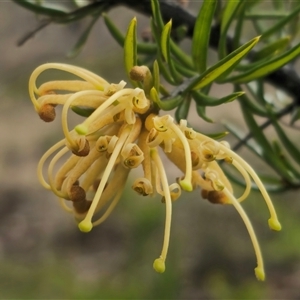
124,17,139,87
12,0,300,190
192,0,217,73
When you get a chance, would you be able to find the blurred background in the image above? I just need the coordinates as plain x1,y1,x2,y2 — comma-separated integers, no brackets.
1,1,300,299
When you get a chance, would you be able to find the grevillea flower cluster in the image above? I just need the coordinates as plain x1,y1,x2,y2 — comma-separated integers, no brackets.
29,63,281,281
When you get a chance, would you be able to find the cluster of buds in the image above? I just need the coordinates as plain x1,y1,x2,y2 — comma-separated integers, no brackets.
29,63,281,280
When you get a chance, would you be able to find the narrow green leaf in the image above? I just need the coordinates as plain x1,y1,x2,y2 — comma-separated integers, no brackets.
268,109,300,163
173,24,188,41
193,90,244,107
196,105,213,123
223,120,267,157
68,13,100,57
240,104,298,183
57,3,107,24
161,20,171,63
160,91,180,109
188,36,260,90
175,96,191,122
260,4,300,40
257,175,287,192
151,0,164,31
150,19,176,85
288,1,300,40
254,36,291,60
227,43,300,83
170,40,194,69
224,167,287,192
219,0,244,58
255,80,266,106
103,14,156,54
152,0,193,69
156,56,176,85
272,140,300,179
103,13,125,47
221,1,242,34
271,0,284,10
223,120,298,189
290,107,300,125
12,0,67,17
174,61,197,78
192,0,217,73
159,84,170,97
71,106,95,117
150,87,182,111
137,42,157,54
124,17,138,87
239,92,268,117
205,131,229,140
161,20,183,84
244,11,288,19
232,3,246,50
240,104,273,153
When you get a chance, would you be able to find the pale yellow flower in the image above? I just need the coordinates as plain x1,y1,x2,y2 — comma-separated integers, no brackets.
29,63,281,281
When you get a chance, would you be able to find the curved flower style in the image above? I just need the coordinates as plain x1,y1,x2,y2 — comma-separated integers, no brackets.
29,63,281,281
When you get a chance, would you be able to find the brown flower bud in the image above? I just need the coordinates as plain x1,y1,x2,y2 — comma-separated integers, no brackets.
73,199,91,214
38,104,56,122
69,185,86,202
72,139,90,157
201,189,228,204
129,66,149,82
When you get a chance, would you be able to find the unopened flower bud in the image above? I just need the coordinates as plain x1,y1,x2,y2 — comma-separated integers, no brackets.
201,189,228,204
129,66,150,82
38,104,56,122
69,184,86,202
73,199,92,214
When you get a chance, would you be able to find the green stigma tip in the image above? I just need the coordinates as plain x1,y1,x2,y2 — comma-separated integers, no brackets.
153,258,165,273
179,179,193,192
254,267,265,281
268,218,282,231
78,220,93,232
75,124,88,135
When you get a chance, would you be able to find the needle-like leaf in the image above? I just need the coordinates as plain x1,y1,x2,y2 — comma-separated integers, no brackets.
192,0,217,73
